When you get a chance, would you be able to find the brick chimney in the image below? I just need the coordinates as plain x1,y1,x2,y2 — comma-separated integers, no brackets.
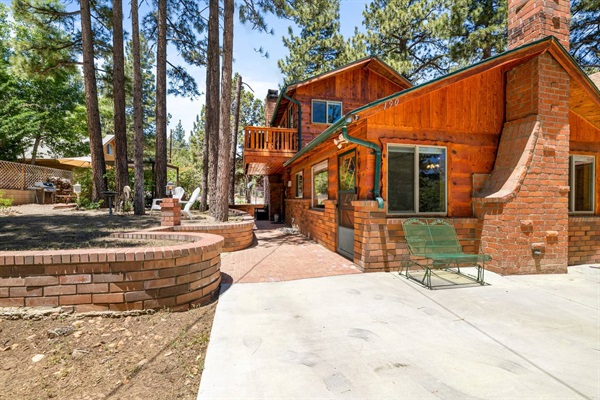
264,89,279,127
508,0,570,50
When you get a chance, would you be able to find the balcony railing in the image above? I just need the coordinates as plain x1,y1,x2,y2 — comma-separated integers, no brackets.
244,127,298,152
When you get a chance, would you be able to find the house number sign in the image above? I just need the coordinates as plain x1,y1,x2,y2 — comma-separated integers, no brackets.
382,97,401,110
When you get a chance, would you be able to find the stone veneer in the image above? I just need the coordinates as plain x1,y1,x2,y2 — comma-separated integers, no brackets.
0,231,223,312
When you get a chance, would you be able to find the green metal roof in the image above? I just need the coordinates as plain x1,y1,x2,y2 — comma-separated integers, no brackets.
284,36,599,168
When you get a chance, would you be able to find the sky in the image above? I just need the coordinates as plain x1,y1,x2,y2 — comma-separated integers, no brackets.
169,0,370,136
0,0,370,136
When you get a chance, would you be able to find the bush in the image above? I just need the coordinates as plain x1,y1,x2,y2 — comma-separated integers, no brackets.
0,190,13,213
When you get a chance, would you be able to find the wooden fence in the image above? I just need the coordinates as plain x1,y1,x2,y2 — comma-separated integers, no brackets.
0,160,73,190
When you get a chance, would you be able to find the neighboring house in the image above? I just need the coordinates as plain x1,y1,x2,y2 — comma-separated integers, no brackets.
20,135,116,170
243,0,599,275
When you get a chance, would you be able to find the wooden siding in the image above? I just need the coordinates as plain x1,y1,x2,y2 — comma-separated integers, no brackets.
291,67,405,146
368,68,505,217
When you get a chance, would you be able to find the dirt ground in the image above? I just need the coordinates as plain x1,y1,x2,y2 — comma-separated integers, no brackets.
0,204,225,399
0,303,216,399
0,204,244,251
0,204,164,251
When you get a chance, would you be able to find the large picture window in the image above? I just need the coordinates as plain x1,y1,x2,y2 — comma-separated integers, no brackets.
387,145,447,214
569,155,595,213
312,100,342,124
294,172,303,198
312,160,328,208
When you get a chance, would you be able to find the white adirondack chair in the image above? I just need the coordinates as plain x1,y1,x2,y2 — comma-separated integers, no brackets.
150,186,185,213
181,187,201,219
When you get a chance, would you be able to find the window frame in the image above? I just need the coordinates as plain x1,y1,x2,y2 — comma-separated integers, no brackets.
386,143,448,215
311,160,329,209
311,100,343,125
294,171,303,198
569,154,596,214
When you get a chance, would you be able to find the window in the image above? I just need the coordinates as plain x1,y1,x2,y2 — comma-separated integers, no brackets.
312,100,342,124
387,145,447,214
294,172,303,198
569,155,595,213
106,143,113,155
311,160,328,208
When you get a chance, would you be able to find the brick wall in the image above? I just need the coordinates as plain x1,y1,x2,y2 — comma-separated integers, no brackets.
285,199,337,251
0,232,223,312
568,217,600,265
352,201,480,272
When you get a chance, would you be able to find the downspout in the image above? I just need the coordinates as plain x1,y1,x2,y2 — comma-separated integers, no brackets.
341,123,384,209
282,93,302,150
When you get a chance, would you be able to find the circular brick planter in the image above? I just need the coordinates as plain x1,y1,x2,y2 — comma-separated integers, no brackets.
154,209,255,252
0,232,224,312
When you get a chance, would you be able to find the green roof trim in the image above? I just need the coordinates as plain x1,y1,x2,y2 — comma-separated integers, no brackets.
284,36,589,168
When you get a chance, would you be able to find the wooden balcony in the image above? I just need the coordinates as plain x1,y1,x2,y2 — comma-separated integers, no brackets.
243,126,298,175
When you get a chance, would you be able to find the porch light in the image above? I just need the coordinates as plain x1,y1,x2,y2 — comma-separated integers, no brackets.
166,181,174,197
334,133,348,149
287,181,292,187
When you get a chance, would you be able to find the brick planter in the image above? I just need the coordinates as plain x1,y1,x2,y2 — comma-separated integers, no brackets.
151,209,255,252
0,232,223,312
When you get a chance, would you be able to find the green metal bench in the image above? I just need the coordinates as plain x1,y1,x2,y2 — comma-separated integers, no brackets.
401,218,490,289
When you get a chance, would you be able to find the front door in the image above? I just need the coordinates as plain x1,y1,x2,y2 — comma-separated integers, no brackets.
337,151,356,259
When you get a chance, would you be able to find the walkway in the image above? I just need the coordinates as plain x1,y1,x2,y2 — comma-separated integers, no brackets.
199,265,600,399
219,220,361,284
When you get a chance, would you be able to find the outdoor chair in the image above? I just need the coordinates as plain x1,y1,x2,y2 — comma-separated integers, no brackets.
150,186,184,213
181,187,201,220
401,218,491,289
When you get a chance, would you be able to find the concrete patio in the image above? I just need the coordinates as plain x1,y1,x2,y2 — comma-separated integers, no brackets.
199,263,599,399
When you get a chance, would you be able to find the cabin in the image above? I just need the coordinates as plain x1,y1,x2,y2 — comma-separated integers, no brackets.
243,0,600,275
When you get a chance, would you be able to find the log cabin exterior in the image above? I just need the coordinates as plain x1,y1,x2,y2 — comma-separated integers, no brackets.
243,0,600,274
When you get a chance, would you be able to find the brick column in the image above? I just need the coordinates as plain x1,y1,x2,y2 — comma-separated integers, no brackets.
160,198,181,227
474,53,570,274
352,200,390,272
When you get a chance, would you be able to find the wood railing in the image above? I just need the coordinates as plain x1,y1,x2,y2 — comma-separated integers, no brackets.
244,127,298,152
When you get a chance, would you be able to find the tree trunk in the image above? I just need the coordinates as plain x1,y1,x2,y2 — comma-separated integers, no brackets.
131,0,145,215
213,0,234,222
112,0,128,194
30,135,41,165
154,0,167,198
200,122,209,211
205,0,220,213
229,75,242,205
80,0,106,202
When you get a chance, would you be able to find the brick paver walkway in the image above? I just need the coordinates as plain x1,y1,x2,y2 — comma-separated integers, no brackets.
220,220,361,284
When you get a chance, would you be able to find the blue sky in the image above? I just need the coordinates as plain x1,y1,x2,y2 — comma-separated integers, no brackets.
1,0,369,136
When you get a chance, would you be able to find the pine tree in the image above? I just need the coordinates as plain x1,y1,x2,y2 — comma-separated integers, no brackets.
447,0,507,66
131,0,145,215
278,0,351,84
571,0,600,72
360,0,450,82
112,0,129,194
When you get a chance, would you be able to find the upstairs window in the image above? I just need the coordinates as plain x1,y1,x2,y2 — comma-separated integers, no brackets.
569,155,595,213
312,160,328,208
387,145,447,214
106,143,113,155
294,172,303,198
312,100,342,124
